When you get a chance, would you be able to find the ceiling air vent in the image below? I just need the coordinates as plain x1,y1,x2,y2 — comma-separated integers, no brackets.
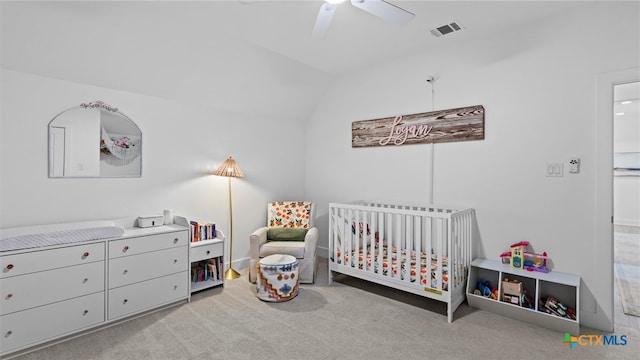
430,21,463,37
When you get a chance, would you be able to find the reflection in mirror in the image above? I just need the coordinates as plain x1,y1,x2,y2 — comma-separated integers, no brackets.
48,101,142,177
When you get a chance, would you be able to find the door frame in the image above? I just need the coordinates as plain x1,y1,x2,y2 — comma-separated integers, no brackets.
595,67,639,332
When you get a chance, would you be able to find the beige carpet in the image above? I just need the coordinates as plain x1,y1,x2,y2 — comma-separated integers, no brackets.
9,258,640,360
615,229,640,317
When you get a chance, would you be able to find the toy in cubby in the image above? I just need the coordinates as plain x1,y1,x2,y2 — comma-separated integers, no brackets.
521,292,535,309
499,241,549,273
499,277,536,309
501,278,523,306
540,296,576,320
474,279,498,300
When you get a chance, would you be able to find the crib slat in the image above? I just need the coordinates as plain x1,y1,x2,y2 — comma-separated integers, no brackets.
347,209,353,267
354,209,360,269
364,210,368,271
394,213,401,280
436,217,444,291
425,216,432,281
414,214,422,287
368,210,375,272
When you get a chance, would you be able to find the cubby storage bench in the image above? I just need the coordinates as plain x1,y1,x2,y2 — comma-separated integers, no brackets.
0,217,191,359
466,258,580,334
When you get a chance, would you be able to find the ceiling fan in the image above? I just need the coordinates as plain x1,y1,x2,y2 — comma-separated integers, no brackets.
312,0,415,39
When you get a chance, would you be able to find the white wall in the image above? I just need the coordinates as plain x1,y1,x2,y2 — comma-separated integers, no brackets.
0,70,308,270
305,2,639,331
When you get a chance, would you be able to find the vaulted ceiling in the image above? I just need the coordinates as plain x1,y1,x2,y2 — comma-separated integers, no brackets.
1,1,594,117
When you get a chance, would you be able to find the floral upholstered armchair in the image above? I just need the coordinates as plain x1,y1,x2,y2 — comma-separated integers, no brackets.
249,201,319,284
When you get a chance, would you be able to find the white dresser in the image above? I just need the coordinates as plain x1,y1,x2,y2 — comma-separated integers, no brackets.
0,218,190,359
107,230,189,320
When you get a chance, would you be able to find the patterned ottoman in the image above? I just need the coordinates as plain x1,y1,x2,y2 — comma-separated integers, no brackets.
256,254,299,302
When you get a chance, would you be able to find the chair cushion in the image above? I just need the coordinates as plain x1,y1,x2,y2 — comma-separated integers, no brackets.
268,201,312,229
267,228,308,241
260,241,305,259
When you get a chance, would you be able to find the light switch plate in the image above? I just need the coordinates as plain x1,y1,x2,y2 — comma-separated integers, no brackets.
546,163,563,177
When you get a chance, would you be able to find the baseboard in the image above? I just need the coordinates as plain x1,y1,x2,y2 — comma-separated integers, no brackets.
230,257,250,272
232,252,329,273
317,246,328,259
614,219,640,227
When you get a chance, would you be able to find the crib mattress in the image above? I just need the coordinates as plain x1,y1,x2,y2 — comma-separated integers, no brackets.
332,244,459,290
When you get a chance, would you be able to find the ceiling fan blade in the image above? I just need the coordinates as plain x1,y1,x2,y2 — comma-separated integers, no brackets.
312,2,337,39
350,0,414,26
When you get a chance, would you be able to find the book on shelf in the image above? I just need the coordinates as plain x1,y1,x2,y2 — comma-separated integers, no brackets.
189,221,216,242
190,257,223,283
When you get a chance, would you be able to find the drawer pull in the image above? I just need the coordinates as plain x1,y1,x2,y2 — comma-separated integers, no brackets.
174,285,178,290
83,310,89,316
5,331,12,338
123,269,128,274
83,278,89,283
83,252,90,258
206,250,211,255
6,264,14,270
173,238,179,244
173,259,178,264
123,245,130,252
6,293,13,299
123,299,128,304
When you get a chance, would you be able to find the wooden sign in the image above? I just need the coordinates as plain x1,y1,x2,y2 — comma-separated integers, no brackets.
352,105,484,148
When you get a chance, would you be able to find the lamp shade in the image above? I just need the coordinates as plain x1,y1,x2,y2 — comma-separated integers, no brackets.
213,156,244,178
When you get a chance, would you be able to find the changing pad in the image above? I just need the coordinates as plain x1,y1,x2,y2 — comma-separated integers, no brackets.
0,226,125,252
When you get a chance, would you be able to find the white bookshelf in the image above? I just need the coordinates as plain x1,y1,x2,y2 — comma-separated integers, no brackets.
189,237,225,293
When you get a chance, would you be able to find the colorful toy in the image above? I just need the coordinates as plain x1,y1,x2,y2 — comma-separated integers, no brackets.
501,278,523,305
543,296,576,320
475,279,498,300
476,279,492,297
523,251,548,273
510,241,528,269
500,241,549,273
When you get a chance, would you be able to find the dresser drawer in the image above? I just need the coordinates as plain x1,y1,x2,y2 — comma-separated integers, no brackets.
108,246,188,289
0,242,105,279
0,292,104,355
190,240,223,262
108,231,188,259
1,261,104,315
108,272,188,320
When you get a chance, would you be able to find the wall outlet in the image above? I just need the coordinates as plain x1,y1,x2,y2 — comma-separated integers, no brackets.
569,158,580,174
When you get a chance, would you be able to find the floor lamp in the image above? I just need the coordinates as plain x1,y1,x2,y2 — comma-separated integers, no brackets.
213,156,244,280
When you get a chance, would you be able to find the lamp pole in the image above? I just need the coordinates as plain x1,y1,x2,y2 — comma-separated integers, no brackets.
225,175,241,279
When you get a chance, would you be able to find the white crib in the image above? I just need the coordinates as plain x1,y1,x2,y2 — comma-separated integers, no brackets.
328,200,475,322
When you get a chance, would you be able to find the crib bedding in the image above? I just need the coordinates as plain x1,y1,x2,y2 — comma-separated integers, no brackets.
332,243,460,290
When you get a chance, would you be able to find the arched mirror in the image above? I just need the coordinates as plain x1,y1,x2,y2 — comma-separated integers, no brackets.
48,101,142,178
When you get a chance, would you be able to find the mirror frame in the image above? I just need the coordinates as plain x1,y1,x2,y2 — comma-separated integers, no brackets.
48,101,142,178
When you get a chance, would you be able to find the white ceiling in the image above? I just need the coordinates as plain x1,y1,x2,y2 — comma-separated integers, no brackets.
0,1,598,116
1,1,595,75
197,0,592,75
